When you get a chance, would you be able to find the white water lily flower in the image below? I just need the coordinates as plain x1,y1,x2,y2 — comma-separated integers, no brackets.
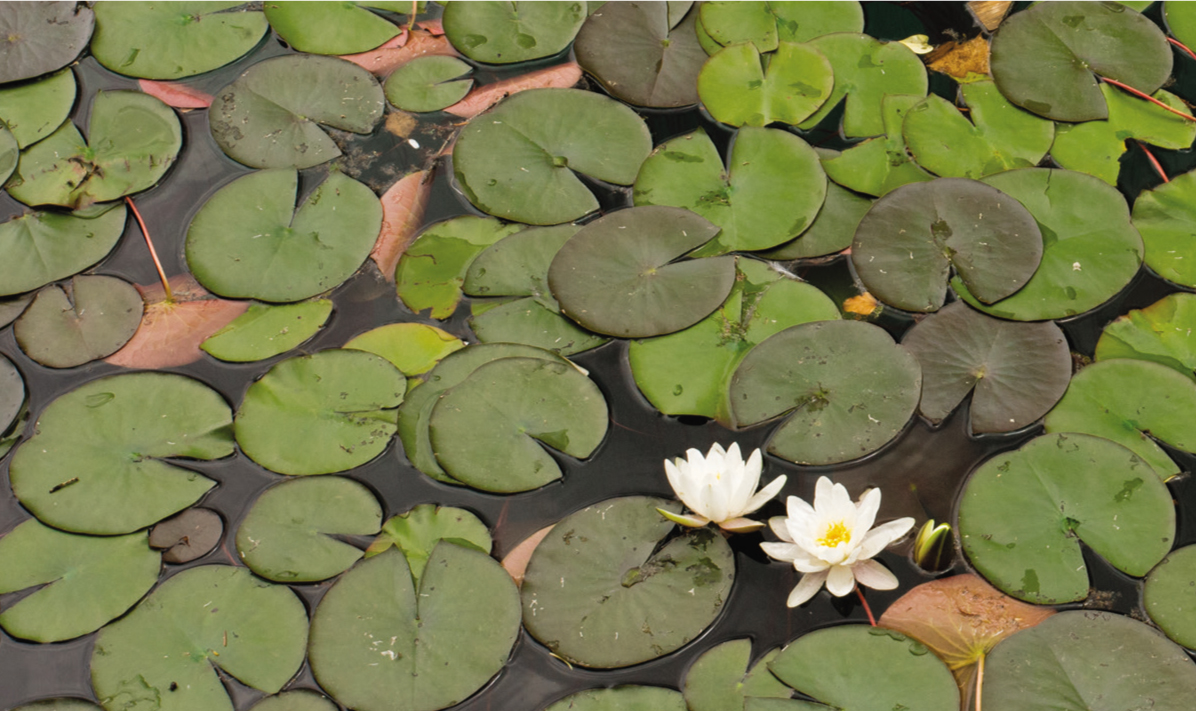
657,443,786,533
761,476,914,607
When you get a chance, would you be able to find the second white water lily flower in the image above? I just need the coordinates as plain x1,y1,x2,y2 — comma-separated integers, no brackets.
761,476,914,607
657,443,786,533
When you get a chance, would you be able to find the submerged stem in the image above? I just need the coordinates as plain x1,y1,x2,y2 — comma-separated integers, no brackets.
1100,77,1196,121
1138,141,1170,183
855,585,877,626
125,196,173,304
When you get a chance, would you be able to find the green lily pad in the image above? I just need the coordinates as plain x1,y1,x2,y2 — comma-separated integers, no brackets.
0,3,94,84
0,352,24,444
1145,544,1196,649
822,94,933,197
210,54,385,170
249,691,337,711
345,323,465,376
767,625,959,711
6,90,181,210
265,1,399,55
12,702,101,711
573,1,705,108
902,80,1055,179
798,33,928,137
1051,84,1196,185
954,168,1143,321
0,294,32,328
0,519,158,643
1131,168,1196,288
1167,1,1196,50
235,349,405,476
9,372,233,535
0,121,16,185
200,299,333,362
697,41,833,128
1043,358,1196,480
959,433,1174,604
429,356,607,492
442,1,585,64
522,496,735,668
698,1,863,51
14,275,143,369
186,169,381,302
365,505,492,584
310,545,521,711
236,476,382,583
761,181,873,260
982,611,1196,710
452,88,652,225
397,216,522,319
548,206,735,337
0,69,77,148
990,1,1172,122
852,178,1042,313
384,55,472,112
901,301,1071,433
633,127,826,254
0,206,126,297
91,2,268,79
629,257,840,424
729,320,921,465
1095,292,1196,379
91,565,309,711
683,640,791,711
546,687,687,711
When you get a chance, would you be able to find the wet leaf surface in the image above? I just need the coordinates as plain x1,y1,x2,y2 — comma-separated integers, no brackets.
200,299,332,363
148,508,223,564
442,1,585,64
0,205,126,297
0,3,93,84
761,180,872,260
14,275,143,368
697,41,832,128
698,1,863,51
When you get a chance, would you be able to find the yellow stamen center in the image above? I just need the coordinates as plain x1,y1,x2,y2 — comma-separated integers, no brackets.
818,521,852,548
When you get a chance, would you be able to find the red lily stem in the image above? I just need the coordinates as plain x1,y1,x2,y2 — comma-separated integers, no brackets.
125,196,173,303
1170,37,1196,62
855,586,877,626
1101,77,1196,121
1138,141,1170,183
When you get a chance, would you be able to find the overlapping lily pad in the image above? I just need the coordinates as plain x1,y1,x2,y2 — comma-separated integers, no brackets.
384,56,473,112
761,181,873,260
1132,168,1196,288
453,88,652,225
0,205,126,298
698,1,863,51
366,505,492,583
683,640,791,711
201,299,332,362
397,216,522,319
265,1,399,56
186,169,381,302
0,353,24,458
0,69,77,148
697,41,832,128
210,54,385,169
345,323,465,376
633,127,826,254
822,94,933,197
235,349,405,476
1145,544,1196,649
14,275,143,368
91,2,268,79
959,433,1174,604
546,687,687,711
442,1,585,64
1095,292,1196,379
0,3,94,84
9,372,233,535
521,497,735,668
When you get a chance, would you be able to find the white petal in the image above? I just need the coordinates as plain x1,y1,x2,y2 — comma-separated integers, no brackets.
854,487,881,534
700,482,728,523
769,515,794,542
813,476,835,513
826,481,857,524
786,493,816,521
742,475,786,516
787,570,828,607
707,443,727,461
856,517,916,560
723,441,740,464
664,459,692,506
725,447,757,516
851,558,899,591
825,564,856,597
760,541,802,562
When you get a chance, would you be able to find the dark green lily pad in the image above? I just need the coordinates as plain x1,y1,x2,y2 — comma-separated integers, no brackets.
430,356,607,492
761,181,873,260
249,691,337,711
9,372,233,535
852,178,1042,313
91,565,309,711
629,257,839,424
548,206,734,337
443,1,585,64
210,54,385,170
265,1,399,55
14,275,143,368
954,169,1143,321
1132,168,1196,288
235,349,405,476
902,80,1054,179
0,519,158,643
6,90,181,210
1145,544,1196,649
366,505,491,584
768,626,958,710
186,169,381,302
633,127,826,254
574,1,705,108
522,496,735,668
1095,292,1196,379
1051,84,1196,185
683,640,791,711
0,294,32,328
982,611,1196,710
345,323,465,375
822,94,933,197
384,56,472,112
697,41,832,128
237,476,382,583
310,545,521,711
1043,359,1196,479
901,301,1071,433
0,69,77,148
0,206,126,297
990,1,1172,122
546,687,687,711
699,1,863,51
397,216,522,319
452,88,652,225
798,33,928,137
0,3,94,84
730,320,921,465
200,299,333,362
959,433,1174,604
91,2,268,79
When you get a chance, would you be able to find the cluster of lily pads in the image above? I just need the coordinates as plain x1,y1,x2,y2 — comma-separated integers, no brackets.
3,0,1196,710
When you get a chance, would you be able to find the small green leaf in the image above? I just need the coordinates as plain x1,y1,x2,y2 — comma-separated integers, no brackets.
14,275,142,369
366,505,492,585
345,323,465,376
1145,544,1196,649
384,56,473,113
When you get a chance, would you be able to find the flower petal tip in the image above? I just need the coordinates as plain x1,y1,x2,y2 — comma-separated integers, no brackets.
657,508,709,528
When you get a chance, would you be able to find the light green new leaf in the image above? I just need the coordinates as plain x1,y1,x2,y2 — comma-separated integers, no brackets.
1131,168,1196,288
699,1,863,51
366,504,492,584
265,1,400,55
697,41,832,128
823,94,933,196
1096,292,1196,379
201,299,332,362
397,216,522,319
345,323,465,376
